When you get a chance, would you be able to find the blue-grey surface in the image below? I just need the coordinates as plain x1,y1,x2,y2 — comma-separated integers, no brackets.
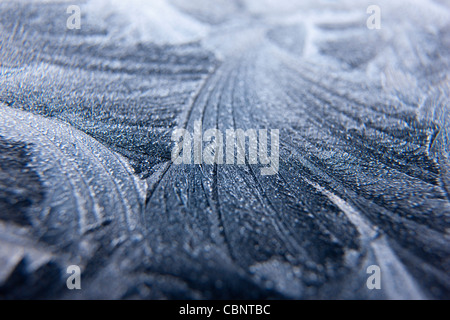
0,0,449,299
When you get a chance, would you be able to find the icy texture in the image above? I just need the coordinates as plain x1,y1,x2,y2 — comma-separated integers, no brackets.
0,0,449,299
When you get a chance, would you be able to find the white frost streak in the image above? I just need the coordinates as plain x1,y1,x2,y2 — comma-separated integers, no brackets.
85,0,209,45
307,179,426,300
